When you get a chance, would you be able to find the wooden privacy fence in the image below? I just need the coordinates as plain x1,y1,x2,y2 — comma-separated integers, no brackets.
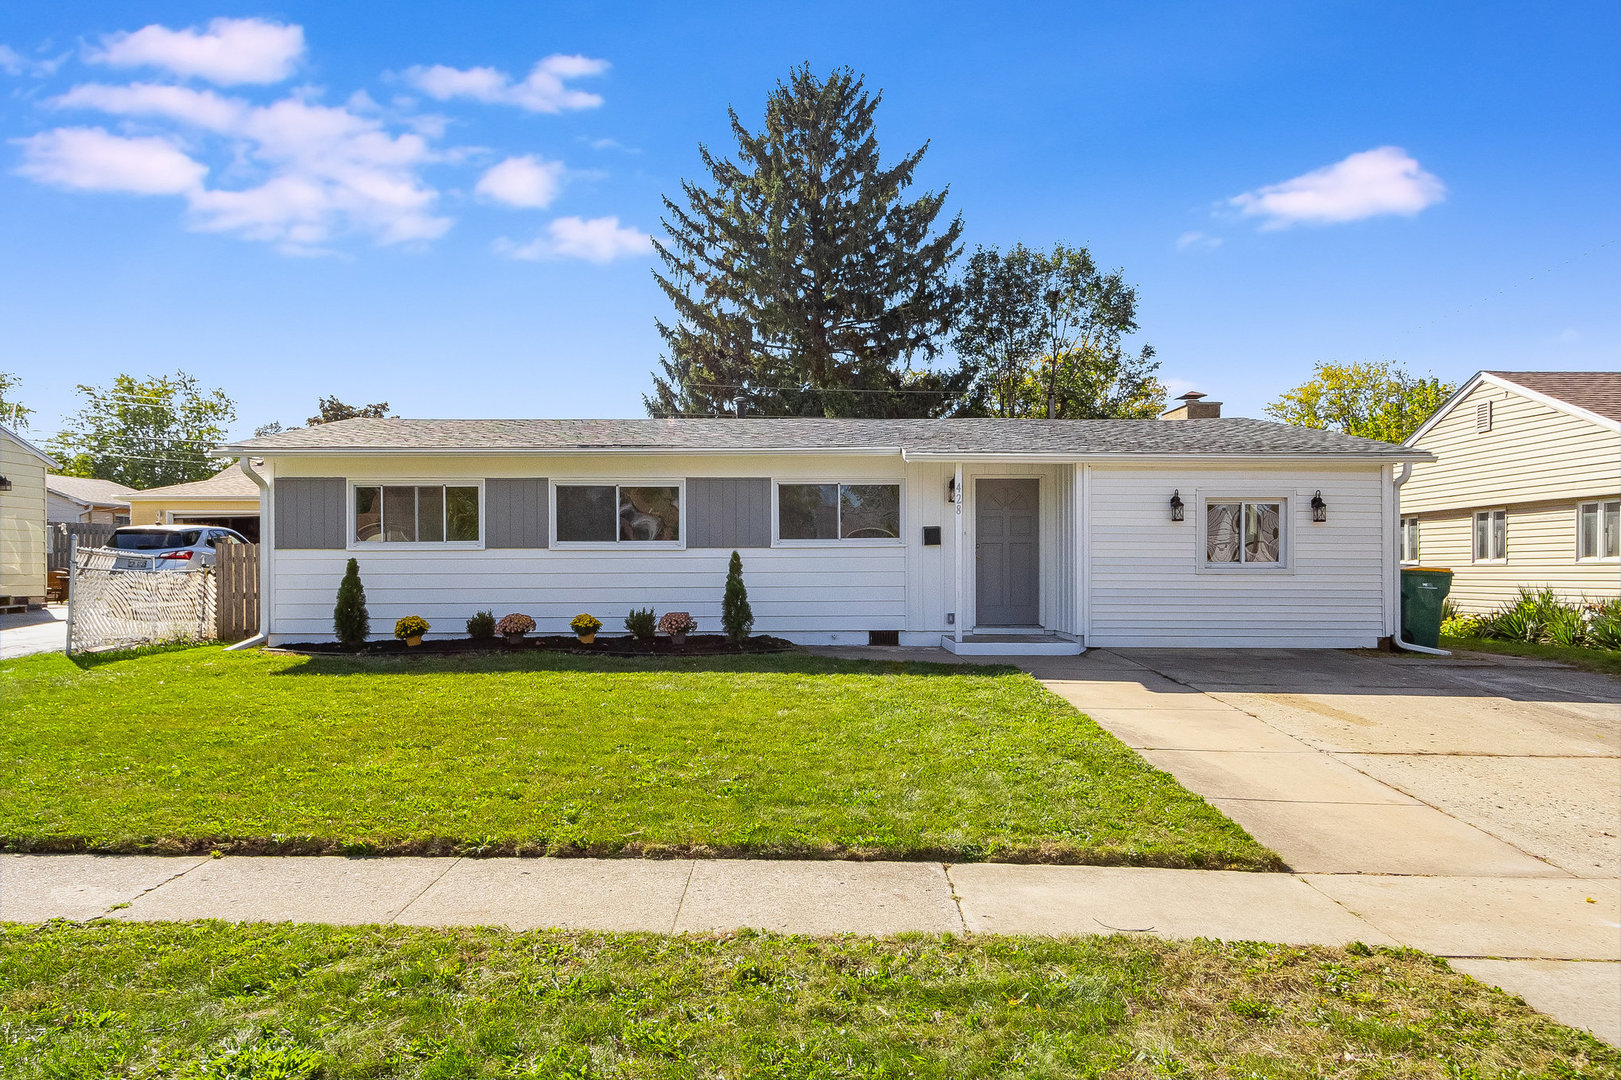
49,522,116,572
215,543,261,642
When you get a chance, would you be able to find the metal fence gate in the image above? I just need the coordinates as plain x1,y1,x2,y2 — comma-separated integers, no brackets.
66,544,216,655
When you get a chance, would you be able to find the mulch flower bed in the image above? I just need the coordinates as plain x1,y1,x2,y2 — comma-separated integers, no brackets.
281,634,797,657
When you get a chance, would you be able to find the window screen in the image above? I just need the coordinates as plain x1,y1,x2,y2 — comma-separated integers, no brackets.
556,484,681,543
354,485,480,544
1579,501,1620,560
1473,509,1507,561
778,483,900,541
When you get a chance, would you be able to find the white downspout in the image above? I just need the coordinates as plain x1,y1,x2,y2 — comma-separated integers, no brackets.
953,462,964,645
1391,460,1450,656
224,456,270,651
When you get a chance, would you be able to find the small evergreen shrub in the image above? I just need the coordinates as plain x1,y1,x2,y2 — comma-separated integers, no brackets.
394,615,431,640
722,550,754,644
625,608,657,640
333,558,370,650
466,610,496,640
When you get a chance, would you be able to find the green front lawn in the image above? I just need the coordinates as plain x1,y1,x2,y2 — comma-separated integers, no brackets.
2,922,1612,1078
0,648,1276,868
1441,635,1621,677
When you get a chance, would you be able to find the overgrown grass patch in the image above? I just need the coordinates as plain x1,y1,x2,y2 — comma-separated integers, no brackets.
1,921,1612,1078
1440,636,1621,677
0,648,1276,868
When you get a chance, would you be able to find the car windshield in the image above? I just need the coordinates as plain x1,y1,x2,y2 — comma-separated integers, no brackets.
112,530,202,550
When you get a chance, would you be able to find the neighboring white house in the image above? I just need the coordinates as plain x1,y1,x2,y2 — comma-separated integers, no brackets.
46,475,133,525
1401,370,1621,613
215,411,1428,652
1,423,58,607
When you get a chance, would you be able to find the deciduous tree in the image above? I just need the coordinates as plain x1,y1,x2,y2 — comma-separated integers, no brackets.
0,371,31,428
646,65,964,419
1266,361,1454,444
953,243,1163,419
46,372,235,489
307,397,390,426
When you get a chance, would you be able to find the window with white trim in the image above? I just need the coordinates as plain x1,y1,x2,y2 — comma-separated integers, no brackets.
1205,500,1283,565
1578,500,1620,561
354,484,479,544
555,484,681,543
776,483,901,541
1401,516,1420,563
1473,509,1507,562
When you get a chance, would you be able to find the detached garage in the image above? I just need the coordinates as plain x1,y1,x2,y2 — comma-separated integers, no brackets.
125,467,264,543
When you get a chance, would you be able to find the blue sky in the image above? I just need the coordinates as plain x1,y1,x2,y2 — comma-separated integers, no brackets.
2,1,1616,441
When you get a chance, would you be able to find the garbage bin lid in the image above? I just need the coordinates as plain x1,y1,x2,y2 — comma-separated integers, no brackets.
1402,566,1453,574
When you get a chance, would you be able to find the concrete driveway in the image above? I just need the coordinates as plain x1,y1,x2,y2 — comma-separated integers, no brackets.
0,605,67,659
1018,645,1620,1043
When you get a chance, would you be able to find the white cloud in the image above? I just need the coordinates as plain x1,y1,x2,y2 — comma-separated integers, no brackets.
496,215,651,262
404,54,607,113
14,127,206,195
41,82,449,251
0,43,64,77
1230,147,1445,229
1175,230,1222,251
88,17,305,85
475,155,565,208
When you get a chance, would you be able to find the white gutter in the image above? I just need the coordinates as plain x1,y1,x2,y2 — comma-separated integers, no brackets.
223,456,270,651
1390,460,1449,656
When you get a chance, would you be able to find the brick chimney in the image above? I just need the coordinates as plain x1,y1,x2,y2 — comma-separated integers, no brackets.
1161,390,1222,420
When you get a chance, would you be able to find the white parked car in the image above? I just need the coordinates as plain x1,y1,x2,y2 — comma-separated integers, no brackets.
108,525,250,570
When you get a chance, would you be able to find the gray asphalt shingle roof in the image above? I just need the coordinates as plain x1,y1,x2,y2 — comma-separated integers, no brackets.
220,417,1423,458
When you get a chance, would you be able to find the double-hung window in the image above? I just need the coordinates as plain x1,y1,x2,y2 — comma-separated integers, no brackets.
1205,500,1283,566
1400,516,1420,563
1473,509,1507,562
1578,500,1620,561
555,483,681,544
777,482,901,541
354,484,480,544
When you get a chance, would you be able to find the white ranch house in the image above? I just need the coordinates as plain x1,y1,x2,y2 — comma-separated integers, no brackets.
216,411,1429,653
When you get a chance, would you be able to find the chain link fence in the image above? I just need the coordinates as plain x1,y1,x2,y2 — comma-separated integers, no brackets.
66,544,217,655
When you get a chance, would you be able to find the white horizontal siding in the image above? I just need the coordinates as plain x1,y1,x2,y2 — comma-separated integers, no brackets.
0,438,47,598
1408,502,1621,612
270,545,907,641
1085,464,1388,648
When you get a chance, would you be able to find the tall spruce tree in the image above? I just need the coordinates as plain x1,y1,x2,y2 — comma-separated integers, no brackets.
646,65,964,419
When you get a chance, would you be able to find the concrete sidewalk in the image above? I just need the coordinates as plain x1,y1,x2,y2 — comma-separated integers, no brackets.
5,853,1618,1044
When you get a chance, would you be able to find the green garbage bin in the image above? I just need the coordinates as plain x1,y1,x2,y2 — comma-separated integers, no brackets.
1400,567,1453,649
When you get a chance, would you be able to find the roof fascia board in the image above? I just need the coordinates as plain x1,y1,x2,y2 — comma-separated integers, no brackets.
0,423,60,469
211,445,905,458
211,446,1428,465
125,492,259,501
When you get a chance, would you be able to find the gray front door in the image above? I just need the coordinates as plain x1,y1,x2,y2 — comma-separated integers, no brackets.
976,479,1039,626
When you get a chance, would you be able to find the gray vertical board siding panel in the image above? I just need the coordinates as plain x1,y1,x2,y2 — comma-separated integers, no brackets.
486,478,549,548
274,477,346,549
688,477,771,548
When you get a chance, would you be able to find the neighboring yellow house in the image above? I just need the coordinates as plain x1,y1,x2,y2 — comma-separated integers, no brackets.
1,423,59,607
1401,370,1621,613
125,466,263,542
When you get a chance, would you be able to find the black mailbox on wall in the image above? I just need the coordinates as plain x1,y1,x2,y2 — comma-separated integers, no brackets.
922,526,942,546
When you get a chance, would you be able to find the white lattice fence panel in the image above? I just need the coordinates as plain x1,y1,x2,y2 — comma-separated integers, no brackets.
68,547,217,654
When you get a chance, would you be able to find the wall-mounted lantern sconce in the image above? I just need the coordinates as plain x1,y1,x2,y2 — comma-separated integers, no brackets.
0,475,11,493
1310,490,1327,523
946,476,956,504
1169,489,1184,522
